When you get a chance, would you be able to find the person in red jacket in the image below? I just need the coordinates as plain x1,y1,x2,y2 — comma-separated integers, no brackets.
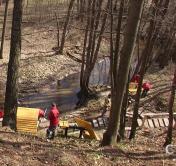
131,74,140,84
142,82,152,97
0,106,4,119
46,102,60,140
38,109,45,119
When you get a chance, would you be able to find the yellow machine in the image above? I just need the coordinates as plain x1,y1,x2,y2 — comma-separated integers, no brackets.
75,117,100,140
16,107,39,134
129,82,138,95
59,120,69,128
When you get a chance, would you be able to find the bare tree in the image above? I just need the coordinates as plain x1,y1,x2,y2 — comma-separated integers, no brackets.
78,0,109,105
164,65,176,146
0,0,9,59
59,0,75,54
2,0,23,128
129,1,158,139
55,12,60,51
101,0,144,146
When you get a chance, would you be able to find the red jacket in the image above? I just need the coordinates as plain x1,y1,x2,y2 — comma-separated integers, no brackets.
142,82,152,90
0,108,4,118
0,111,4,118
48,106,59,127
131,74,140,83
38,109,45,118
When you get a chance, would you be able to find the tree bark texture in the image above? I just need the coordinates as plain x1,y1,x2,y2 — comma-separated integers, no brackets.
2,0,23,128
59,0,75,54
0,0,9,59
164,66,176,146
129,6,156,139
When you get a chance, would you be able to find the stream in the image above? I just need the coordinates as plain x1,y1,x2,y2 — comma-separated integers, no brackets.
0,58,110,113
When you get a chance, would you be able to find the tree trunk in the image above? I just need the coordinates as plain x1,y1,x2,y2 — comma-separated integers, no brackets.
89,0,103,62
119,76,130,139
2,0,23,129
101,0,144,146
164,66,176,146
129,8,156,139
59,0,75,54
0,0,9,59
55,12,60,52
112,0,125,90
79,0,109,104
80,0,91,93
76,0,80,15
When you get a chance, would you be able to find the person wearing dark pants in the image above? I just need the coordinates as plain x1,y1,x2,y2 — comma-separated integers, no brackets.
142,82,152,98
46,126,57,140
46,102,60,140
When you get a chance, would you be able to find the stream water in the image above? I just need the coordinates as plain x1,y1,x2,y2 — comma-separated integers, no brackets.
0,58,110,112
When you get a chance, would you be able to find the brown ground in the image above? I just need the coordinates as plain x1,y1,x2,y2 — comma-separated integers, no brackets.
0,126,176,166
0,1,176,166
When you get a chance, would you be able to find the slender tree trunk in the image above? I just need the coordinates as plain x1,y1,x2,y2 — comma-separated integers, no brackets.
129,11,156,139
79,0,109,103
89,0,103,62
0,0,9,59
55,12,60,51
101,0,144,146
163,0,170,16
112,0,125,89
77,0,80,15
109,0,114,91
2,0,23,128
59,0,75,54
80,0,91,92
164,66,176,146
119,75,130,139
91,0,109,68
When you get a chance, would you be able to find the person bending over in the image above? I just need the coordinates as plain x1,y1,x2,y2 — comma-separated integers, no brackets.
142,82,152,98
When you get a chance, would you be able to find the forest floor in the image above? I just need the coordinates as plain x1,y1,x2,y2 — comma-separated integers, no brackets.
0,126,176,166
0,2,176,166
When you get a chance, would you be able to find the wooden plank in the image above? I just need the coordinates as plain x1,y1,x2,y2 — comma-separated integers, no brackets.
17,127,37,131
163,118,169,127
17,124,37,127
17,126,38,129
125,127,131,138
173,120,175,127
103,117,109,126
16,107,39,134
137,119,143,127
148,119,154,128
97,118,104,127
17,129,37,134
17,107,39,120
153,119,160,128
143,119,149,128
143,113,168,118
17,124,38,128
158,118,165,127
92,119,99,128
17,119,37,122
17,121,37,125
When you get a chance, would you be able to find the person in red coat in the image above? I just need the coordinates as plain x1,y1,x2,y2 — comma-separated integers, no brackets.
46,102,60,140
142,82,152,97
0,106,4,119
38,109,45,119
131,74,140,84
